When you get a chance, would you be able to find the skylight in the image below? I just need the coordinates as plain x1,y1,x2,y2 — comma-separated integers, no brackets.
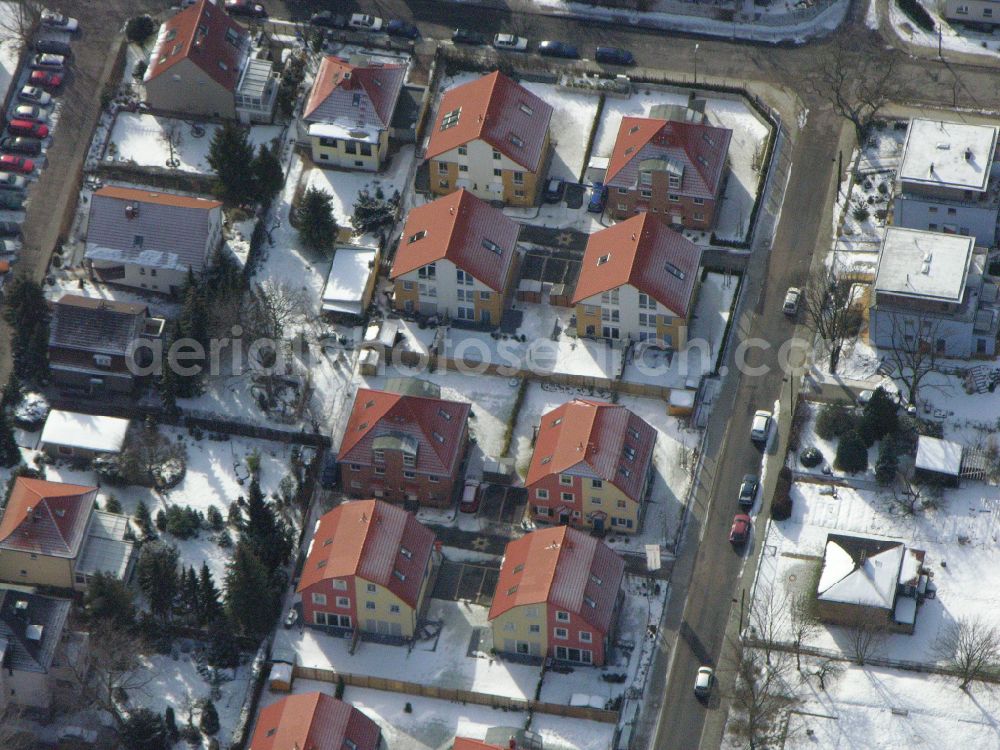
665,262,686,281
440,107,461,130
597,253,611,266
482,238,503,255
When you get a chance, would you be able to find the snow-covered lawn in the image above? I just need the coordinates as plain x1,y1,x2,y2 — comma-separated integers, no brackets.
519,82,600,183
790,401,879,481
877,0,1000,59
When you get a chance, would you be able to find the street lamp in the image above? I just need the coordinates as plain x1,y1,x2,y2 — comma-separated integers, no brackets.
694,43,700,86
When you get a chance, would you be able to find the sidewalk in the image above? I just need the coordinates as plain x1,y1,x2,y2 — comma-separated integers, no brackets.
444,0,849,43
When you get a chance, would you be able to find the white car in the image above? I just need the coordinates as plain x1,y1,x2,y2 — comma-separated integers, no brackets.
348,14,384,31
41,10,78,32
694,666,714,698
0,172,26,191
18,86,51,106
13,105,47,122
782,287,801,316
493,33,528,51
31,53,65,71
750,410,772,444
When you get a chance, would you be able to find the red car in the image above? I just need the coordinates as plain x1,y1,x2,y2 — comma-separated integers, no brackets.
7,120,48,139
0,154,33,174
729,513,752,545
29,70,62,90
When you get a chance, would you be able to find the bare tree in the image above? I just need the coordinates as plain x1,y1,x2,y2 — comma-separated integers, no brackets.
789,594,820,672
884,314,945,406
748,582,790,667
808,37,909,145
933,616,1000,690
800,266,862,374
890,474,942,515
67,628,154,728
0,0,42,54
846,610,889,666
243,279,309,345
814,658,845,691
728,642,799,750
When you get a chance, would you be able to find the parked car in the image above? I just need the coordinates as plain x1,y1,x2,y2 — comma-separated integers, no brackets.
750,410,771,443
40,10,78,32
310,11,347,29
0,137,41,156
493,33,528,51
29,71,62,90
537,40,578,59
783,286,801,316
18,86,51,105
33,38,72,57
595,46,635,66
737,474,759,509
0,191,24,210
694,666,714,699
0,172,26,192
13,105,47,123
348,14,384,31
452,28,486,45
0,221,20,237
30,53,65,71
460,479,481,514
283,606,299,628
387,19,419,39
587,181,607,213
729,513,752,545
544,178,564,204
0,155,33,174
224,0,268,18
7,120,48,139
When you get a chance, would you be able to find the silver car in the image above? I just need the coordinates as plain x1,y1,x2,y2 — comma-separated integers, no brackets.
0,172,26,191
31,53,65,71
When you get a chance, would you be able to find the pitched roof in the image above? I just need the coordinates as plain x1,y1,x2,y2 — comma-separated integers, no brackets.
143,0,249,92
0,478,97,558
489,526,624,633
85,186,222,274
390,189,520,292
0,588,71,674
304,55,406,130
817,533,905,609
526,399,655,503
453,740,505,750
605,117,731,199
49,294,148,357
250,692,382,750
297,499,436,608
572,213,702,315
425,72,553,172
338,388,471,477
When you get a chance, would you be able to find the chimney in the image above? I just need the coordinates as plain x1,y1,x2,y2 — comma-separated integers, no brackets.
509,738,517,750
125,203,139,220
966,148,973,161
929,162,935,175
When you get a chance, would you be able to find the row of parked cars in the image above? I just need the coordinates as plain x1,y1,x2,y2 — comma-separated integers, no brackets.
310,10,420,39
460,31,636,66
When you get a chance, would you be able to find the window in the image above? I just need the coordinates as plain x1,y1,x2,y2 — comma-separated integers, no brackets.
554,627,568,639
402,280,414,291
480,291,491,300
510,134,524,148
664,262,686,281
956,4,968,12
459,164,469,172
419,262,436,279
94,354,111,368
429,475,440,484
503,621,516,632
393,569,406,582
556,610,569,622
514,189,525,198
403,452,416,467
408,230,427,243
437,162,449,174
617,203,627,211
374,466,385,476
591,573,603,586
400,547,412,559
583,596,596,609
350,464,361,472
482,238,503,255
639,171,652,186
390,604,400,614
693,197,704,205
668,193,680,202
493,168,503,177
519,102,534,116
365,601,376,610
312,593,327,605
536,505,550,516
591,497,601,505
560,474,573,486
617,499,627,508
493,149,501,160
440,108,462,130
580,631,592,642
513,171,524,184
360,143,373,157
536,488,549,499
367,583,377,593
458,145,468,155
350,481,362,489
439,179,449,188
403,471,416,479
640,189,652,199
336,596,350,608
373,448,385,463
617,187,628,194
456,269,473,286
561,492,574,502
947,207,957,215
693,212,704,221
985,5,994,15
529,624,541,633
597,253,611,266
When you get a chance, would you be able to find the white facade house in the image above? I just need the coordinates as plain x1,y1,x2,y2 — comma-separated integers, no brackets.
893,118,1000,247
944,0,1000,26
868,227,1000,359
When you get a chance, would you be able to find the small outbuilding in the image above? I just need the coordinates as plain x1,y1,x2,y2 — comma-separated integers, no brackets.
321,245,380,321
915,435,963,487
39,410,130,460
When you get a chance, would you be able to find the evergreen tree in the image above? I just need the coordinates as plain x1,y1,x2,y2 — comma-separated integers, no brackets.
159,353,180,420
198,561,223,625
1,372,21,409
241,477,291,574
206,616,240,668
351,187,400,236
207,120,256,205
199,699,220,735
134,500,155,540
119,708,168,750
876,439,899,486
225,542,280,640
136,542,180,620
0,411,20,468
180,566,201,623
164,706,179,742
295,187,337,252
104,495,123,514
862,387,899,442
253,143,284,207
835,430,869,474
3,276,50,384
84,571,136,627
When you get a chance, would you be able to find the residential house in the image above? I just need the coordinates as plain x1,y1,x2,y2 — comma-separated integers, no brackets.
425,72,553,207
488,526,625,665
0,588,83,711
453,729,544,750
868,227,1000,359
816,533,927,635
48,295,164,395
301,54,406,171
944,0,1000,28
0,477,135,591
338,384,471,508
143,0,277,122
526,399,656,533
390,189,520,327
84,186,223,295
604,116,731,228
894,118,1000,246
298,499,438,639
250,692,384,750
39,411,130,460
572,213,703,345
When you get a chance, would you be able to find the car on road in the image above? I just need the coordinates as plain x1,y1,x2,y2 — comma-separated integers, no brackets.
737,474,759,509
18,86,51,105
7,120,48,139
0,191,23,210
729,513,752,545
460,479,481,514
587,181,607,213
33,39,72,57
40,11,78,32
310,11,347,29
544,178,564,204
783,286,801,316
348,14,384,31
0,137,41,156
694,666,714,699
537,40,579,59
387,20,420,39
13,105,47,123
31,53,65,71
750,410,771,444
452,28,486,45
493,33,528,51
0,173,26,191
0,155,33,174
595,46,635,66
0,221,20,237
29,70,62,90
225,0,268,18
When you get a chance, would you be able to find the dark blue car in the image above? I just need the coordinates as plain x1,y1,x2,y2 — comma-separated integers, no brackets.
587,182,607,213
537,40,579,59
387,19,419,38
595,46,635,66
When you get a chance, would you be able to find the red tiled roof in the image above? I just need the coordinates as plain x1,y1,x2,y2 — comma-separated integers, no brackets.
0,478,98,558
338,388,471,478
425,72,553,172
144,0,248,92
249,692,382,750
489,526,625,633
297,499,436,608
526,399,655,503
303,55,406,129
453,740,505,750
390,190,520,292
95,186,222,211
604,117,732,199
571,213,702,316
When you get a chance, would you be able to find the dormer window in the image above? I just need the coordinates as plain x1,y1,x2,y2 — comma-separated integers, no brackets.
438,408,451,421
628,124,640,135
408,230,426,243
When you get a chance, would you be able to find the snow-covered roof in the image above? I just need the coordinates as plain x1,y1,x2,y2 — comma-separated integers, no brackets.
322,246,377,316
39,410,130,454
915,435,963,476
874,227,973,303
899,118,998,192
817,534,904,609
308,121,378,144
894,596,917,625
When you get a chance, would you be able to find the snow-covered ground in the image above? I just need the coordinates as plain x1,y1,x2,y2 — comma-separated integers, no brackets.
790,401,880,480
520,81,600,183
0,3,22,108
872,0,1000,59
